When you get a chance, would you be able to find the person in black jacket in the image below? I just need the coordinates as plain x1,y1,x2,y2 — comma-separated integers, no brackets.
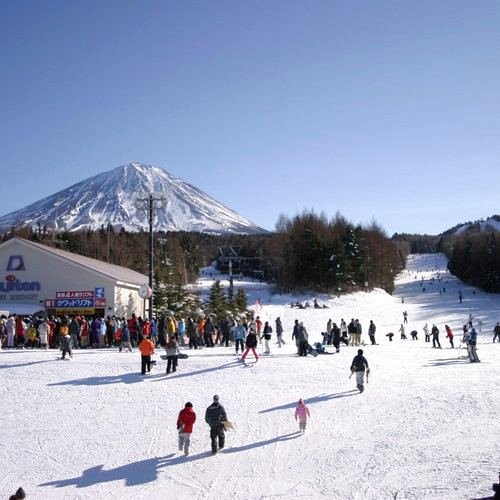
350,349,370,393
205,395,228,454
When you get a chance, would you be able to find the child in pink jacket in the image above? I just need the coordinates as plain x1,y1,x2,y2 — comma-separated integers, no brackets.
294,399,310,433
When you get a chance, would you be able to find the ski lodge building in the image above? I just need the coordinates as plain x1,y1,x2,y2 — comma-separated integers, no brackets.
0,237,149,318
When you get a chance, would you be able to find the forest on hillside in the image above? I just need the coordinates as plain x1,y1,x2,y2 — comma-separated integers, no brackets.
4,211,406,304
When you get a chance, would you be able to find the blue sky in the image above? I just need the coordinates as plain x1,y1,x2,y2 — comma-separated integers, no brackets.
2,0,499,235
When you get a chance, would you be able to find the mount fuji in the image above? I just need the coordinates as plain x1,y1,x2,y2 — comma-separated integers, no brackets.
0,162,267,234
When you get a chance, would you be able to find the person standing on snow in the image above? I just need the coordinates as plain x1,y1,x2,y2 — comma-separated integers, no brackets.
177,402,196,456
493,322,500,343
205,395,228,454
297,322,309,356
294,399,311,433
350,349,370,393
399,324,407,340
423,323,430,342
466,327,480,363
138,335,155,374
261,321,272,355
292,319,300,354
445,325,454,348
233,320,246,355
241,328,259,362
331,322,341,353
368,320,377,345
275,317,285,347
431,324,441,348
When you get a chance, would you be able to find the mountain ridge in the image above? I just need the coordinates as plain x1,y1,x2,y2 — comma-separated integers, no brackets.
0,162,267,235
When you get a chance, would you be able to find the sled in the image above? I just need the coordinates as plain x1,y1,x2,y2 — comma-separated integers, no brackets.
222,420,235,430
306,345,319,357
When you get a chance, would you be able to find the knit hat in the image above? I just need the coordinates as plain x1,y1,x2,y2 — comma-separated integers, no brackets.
358,349,363,355
213,394,219,402
185,402,193,408
15,487,26,499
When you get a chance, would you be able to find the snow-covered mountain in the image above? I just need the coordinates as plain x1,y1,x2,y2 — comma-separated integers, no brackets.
0,162,267,234
446,215,500,236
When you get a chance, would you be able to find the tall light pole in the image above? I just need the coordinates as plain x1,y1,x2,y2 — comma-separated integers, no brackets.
136,193,166,320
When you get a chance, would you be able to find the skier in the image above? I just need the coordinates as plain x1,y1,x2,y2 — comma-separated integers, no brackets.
431,324,441,348
466,327,480,363
368,320,376,345
493,322,500,343
294,399,311,433
444,325,454,348
403,310,408,324
423,323,430,342
177,401,196,456
205,395,228,454
350,349,370,393
275,317,285,347
241,328,259,362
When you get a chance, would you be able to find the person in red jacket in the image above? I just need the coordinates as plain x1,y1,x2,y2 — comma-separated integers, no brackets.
138,335,155,374
177,402,197,456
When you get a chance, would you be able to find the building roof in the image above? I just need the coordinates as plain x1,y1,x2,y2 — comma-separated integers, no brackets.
0,237,148,286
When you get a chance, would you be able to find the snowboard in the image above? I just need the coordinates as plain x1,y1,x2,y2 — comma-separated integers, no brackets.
160,353,189,360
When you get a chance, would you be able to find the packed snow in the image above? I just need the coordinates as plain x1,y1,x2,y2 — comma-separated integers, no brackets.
1,253,499,500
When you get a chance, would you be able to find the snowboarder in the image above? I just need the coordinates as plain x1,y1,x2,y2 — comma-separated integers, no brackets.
177,401,196,456
165,336,180,374
205,395,228,454
350,349,370,393
294,398,311,433
368,320,376,345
